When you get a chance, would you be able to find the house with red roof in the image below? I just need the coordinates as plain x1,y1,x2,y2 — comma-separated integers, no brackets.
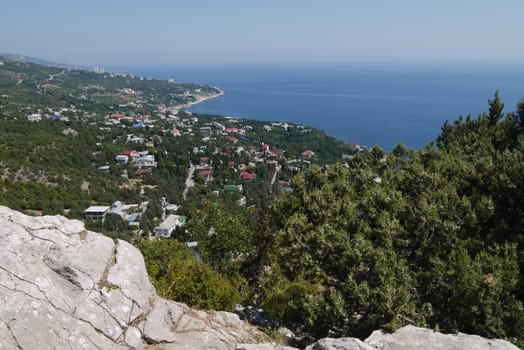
135,115,148,122
200,157,210,166
272,149,285,157
241,171,256,180
227,136,238,144
198,167,214,182
302,149,315,159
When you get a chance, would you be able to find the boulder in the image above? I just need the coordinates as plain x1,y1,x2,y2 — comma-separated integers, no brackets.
365,325,520,350
0,206,262,350
305,337,375,349
235,344,297,350
302,326,520,349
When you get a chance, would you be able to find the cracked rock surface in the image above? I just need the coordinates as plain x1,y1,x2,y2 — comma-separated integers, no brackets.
0,206,262,350
363,326,520,350
240,326,521,350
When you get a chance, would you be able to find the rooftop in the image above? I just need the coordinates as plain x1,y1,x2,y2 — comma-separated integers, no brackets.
84,206,110,213
156,215,182,230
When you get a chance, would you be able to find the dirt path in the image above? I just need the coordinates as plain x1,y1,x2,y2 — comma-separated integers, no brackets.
183,163,197,200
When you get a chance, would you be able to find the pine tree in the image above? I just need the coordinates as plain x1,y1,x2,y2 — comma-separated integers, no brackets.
488,90,504,126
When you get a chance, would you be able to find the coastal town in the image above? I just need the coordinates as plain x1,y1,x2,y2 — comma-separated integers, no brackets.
44,106,351,239
0,57,356,240
2,2,524,347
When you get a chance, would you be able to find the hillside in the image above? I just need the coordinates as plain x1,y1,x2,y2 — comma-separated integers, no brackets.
253,93,524,346
0,53,79,68
1,58,523,348
0,58,351,224
140,93,524,347
0,56,221,116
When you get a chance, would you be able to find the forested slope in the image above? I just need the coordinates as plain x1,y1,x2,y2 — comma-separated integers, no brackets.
142,93,524,347
254,93,524,345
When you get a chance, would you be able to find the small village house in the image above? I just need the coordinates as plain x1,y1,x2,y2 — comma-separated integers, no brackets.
84,206,110,221
26,113,42,122
153,215,186,238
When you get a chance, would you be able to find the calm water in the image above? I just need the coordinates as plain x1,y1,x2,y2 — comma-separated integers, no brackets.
109,63,524,150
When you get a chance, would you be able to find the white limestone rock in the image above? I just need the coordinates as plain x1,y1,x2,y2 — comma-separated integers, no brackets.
235,344,298,350
106,239,155,310
124,327,143,350
305,337,375,350
302,327,520,350
0,206,262,349
365,325,521,350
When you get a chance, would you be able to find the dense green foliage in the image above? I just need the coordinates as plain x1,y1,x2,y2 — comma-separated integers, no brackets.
138,240,242,310
187,201,255,278
148,95,523,348
255,93,524,345
0,119,139,217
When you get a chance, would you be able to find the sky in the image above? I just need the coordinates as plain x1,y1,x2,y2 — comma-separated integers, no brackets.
2,0,524,66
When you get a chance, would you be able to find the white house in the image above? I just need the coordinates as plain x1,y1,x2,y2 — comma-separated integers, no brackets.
132,155,157,168
153,215,186,238
115,155,129,164
27,113,42,122
84,206,110,221
199,126,212,138
126,134,143,143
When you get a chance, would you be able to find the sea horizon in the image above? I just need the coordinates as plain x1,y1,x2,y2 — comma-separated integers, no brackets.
108,62,524,151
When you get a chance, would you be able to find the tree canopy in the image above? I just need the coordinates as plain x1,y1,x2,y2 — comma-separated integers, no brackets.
255,97,524,345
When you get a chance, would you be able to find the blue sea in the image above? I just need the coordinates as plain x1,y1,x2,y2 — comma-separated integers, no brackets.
109,63,524,150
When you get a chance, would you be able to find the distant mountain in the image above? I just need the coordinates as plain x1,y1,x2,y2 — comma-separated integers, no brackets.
0,53,87,69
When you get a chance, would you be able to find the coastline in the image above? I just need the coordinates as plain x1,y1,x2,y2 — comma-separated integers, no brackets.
176,87,225,109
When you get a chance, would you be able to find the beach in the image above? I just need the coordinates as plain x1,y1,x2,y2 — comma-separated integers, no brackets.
177,88,225,109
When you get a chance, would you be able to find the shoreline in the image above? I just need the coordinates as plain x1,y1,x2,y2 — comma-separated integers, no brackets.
176,87,225,109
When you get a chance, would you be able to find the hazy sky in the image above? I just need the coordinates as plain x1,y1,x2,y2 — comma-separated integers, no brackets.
2,0,523,66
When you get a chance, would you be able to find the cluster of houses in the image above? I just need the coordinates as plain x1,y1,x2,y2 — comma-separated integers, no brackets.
84,201,145,228
95,111,317,183
26,110,71,123
117,150,157,168
105,113,150,128
84,200,186,239
168,116,318,186
98,150,158,176
196,156,213,182
78,105,323,235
